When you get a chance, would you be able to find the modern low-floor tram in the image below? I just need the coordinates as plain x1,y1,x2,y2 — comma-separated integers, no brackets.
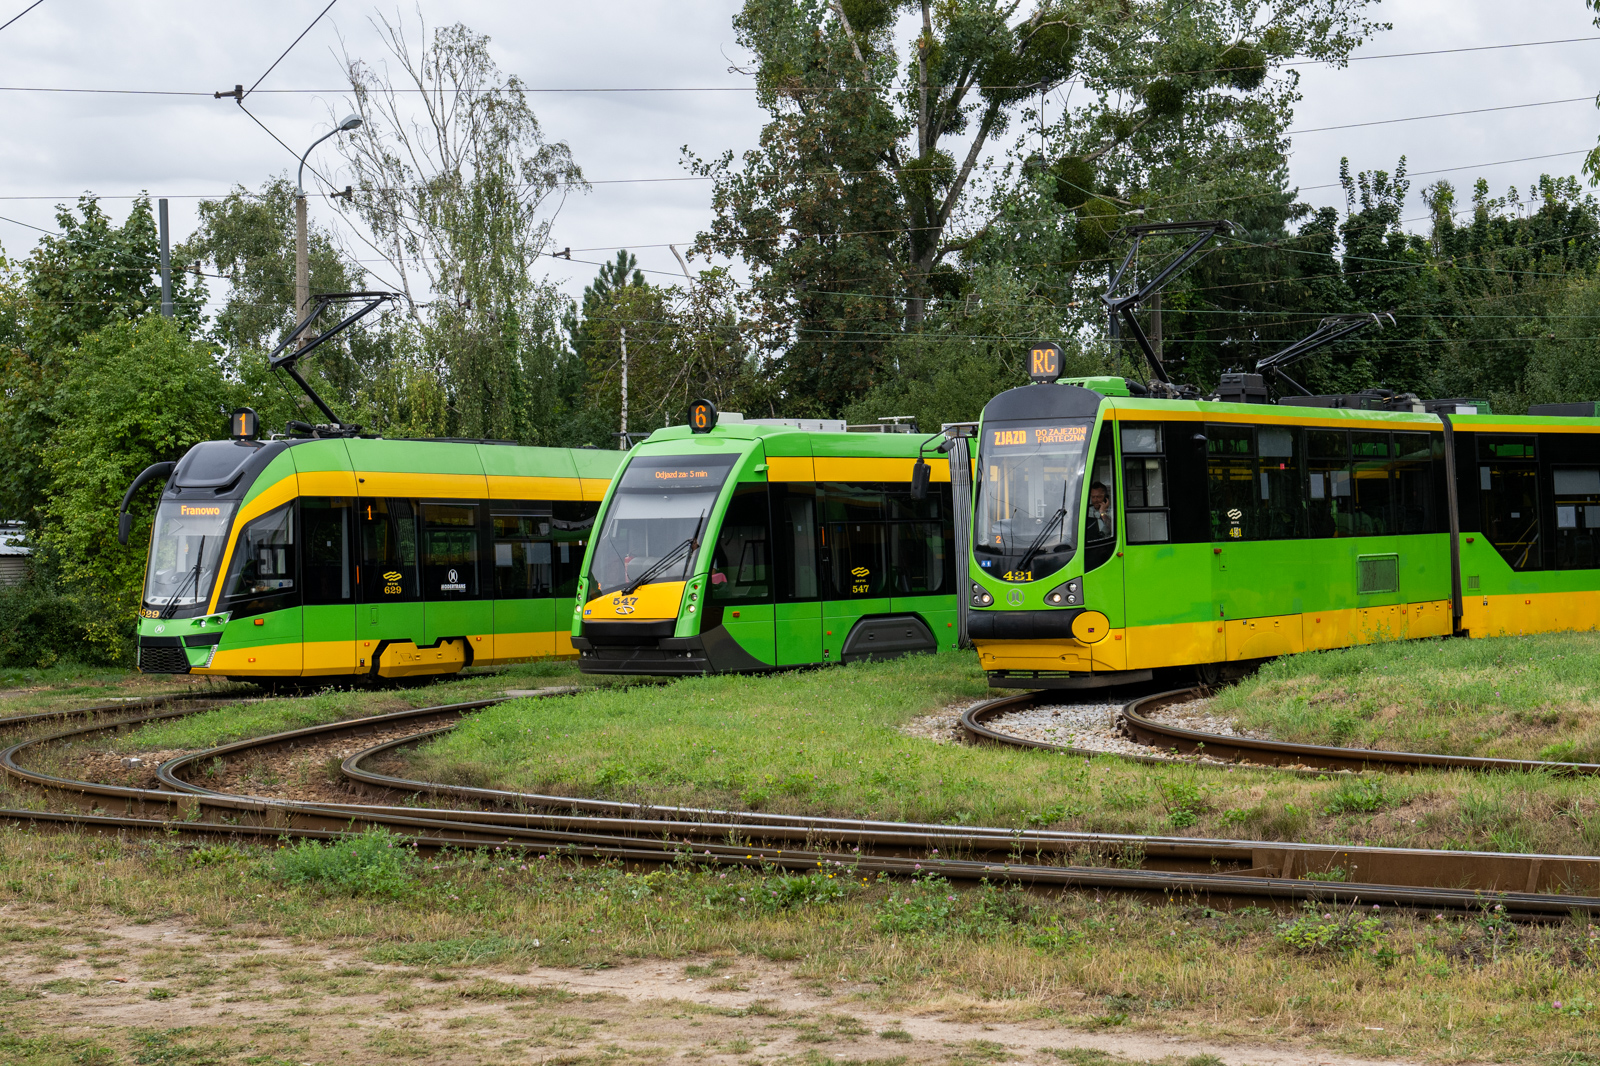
969,374,1600,687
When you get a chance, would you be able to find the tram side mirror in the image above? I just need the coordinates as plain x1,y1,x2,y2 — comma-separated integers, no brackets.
117,511,133,547
910,459,931,500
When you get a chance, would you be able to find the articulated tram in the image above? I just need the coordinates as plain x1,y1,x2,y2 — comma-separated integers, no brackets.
571,409,962,674
133,436,619,681
969,374,1600,687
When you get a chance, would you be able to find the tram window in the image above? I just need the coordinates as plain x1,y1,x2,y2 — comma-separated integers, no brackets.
222,503,295,606
1257,426,1304,539
771,485,820,602
1478,436,1541,570
1348,432,1393,535
891,520,951,594
359,499,420,602
1307,430,1349,538
1392,432,1438,534
420,502,479,599
710,484,772,606
1207,425,1256,541
1122,423,1169,544
822,483,892,598
301,497,354,605
1085,423,1118,569
551,502,596,598
492,514,553,598
1552,467,1600,569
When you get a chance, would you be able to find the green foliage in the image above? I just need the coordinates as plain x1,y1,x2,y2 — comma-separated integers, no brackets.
874,875,956,934
268,827,420,897
1158,778,1205,828
1277,905,1385,955
0,572,103,669
1324,776,1388,815
709,869,849,911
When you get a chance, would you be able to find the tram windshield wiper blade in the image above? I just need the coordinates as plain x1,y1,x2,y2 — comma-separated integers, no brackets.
160,536,205,619
1015,508,1068,573
620,511,706,597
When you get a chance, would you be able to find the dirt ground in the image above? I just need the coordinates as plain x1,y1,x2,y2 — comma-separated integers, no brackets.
0,909,1432,1066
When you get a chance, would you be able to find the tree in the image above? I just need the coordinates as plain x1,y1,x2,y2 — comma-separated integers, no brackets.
35,317,246,660
334,14,586,443
693,0,1384,416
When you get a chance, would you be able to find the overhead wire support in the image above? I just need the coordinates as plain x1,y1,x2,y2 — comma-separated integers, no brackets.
265,291,402,436
1102,220,1232,393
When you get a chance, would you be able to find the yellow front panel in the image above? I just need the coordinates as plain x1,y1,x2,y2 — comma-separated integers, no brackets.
973,639,1093,672
302,639,357,676
296,470,359,496
355,471,488,499
1124,620,1224,670
486,474,586,501
585,580,687,621
203,642,303,675
812,456,950,483
767,456,815,482
1225,614,1304,661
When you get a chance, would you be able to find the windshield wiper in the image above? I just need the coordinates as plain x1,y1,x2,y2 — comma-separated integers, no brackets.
160,536,206,619
1015,509,1068,573
619,511,707,597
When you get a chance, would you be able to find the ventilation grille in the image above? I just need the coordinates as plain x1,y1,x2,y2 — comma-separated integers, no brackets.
1467,574,1481,590
138,645,191,674
1357,554,1400,595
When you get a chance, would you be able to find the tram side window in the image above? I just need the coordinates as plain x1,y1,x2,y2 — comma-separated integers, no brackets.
551,502,597,598
222,503,295,608
1307,430,1350,537
1478,435,1541,571
492,513,553,598
1392,432,1438,534
822,483,893,598
891,482,954,594
1207,425,1256,540
1121,423,1169,544
771,484,820,601
420,502,479,599
1552,467,1600,569
1348,432,1393,535
1257,426,1305,538
710,484,773,606
301,497,354,605
359,499,420,602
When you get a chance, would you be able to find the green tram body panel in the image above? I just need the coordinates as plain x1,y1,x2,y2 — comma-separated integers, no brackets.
968,379,1600,687
571,422,962,675
135,437,620,681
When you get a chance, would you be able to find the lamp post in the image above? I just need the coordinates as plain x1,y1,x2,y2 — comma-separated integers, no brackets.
295,114,362,327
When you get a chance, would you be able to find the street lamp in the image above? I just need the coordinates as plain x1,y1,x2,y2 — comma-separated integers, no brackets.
294,114,362,326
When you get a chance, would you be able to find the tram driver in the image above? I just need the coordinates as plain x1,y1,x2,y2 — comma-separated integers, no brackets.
1088,481,1115,541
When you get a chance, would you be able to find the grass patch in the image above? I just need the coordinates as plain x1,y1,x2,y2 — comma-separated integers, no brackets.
268,827,420,898
1213,631,1600,761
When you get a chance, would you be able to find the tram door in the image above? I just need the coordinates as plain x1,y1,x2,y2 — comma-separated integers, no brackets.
1082,423,1126,664
772,484,824,665
300,497,358,676
357,497,426,667
707,483,776,663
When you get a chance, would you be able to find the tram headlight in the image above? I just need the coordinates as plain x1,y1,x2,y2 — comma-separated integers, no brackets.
1044,578,1081,606
970,583,993,607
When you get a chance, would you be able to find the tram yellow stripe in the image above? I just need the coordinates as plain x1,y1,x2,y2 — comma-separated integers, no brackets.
811,456,951,483
766,457,815,481
295,469,359,496
486,474,588,501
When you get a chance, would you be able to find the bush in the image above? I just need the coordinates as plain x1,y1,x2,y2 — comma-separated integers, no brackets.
268,827,420,897
0,573,114,668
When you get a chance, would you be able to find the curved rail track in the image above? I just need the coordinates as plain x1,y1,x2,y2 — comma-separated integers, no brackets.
3,686,1600,918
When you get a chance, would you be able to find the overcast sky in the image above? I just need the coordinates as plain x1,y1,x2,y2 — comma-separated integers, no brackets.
1,0,1598,305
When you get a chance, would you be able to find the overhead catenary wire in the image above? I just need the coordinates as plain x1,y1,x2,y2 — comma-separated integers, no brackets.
0,0,43,35
242,0,339,99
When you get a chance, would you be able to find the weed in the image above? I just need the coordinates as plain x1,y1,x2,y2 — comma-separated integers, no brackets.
1324,777,1388,814
267,827,419,898
1277,905,1386,956
708,871,847,912
874,876,954,935
1159,779,1206,828
878,1029,912,1041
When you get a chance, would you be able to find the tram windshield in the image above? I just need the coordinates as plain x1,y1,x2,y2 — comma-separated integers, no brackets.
589,453,739,596
142,499,237,614
974,419,1093,582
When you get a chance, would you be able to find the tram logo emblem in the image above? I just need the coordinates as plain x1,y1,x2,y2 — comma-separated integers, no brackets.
383,571,402,582
1006,588,1024,606
851,567,870,578
439,568,467,593
383,570,404,595
612,595,637,615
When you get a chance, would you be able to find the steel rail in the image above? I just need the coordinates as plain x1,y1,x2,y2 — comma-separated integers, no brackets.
1120,691,1600,775
4,688,1600,915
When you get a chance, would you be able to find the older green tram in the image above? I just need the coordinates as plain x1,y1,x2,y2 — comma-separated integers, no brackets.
132,436,619,681
571,411,963,674
968,374,1600,688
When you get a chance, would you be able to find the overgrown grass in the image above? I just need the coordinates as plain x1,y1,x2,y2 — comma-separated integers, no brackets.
2,829,1600,1063
403,650,1600,856
1214,631,1600,761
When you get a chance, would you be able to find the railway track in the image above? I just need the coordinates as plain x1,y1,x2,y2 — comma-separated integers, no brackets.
3,687,1600,918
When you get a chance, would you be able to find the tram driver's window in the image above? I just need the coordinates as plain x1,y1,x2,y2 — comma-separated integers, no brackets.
1121,423,1169,543
1084,423,1118,570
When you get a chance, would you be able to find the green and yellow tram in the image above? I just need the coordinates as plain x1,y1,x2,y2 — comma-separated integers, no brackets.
969,373,1600,687
132,436,619,681
571,407,962,674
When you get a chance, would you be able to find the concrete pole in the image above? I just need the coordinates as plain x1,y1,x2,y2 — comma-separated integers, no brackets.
619,325,629,450
158,198,172,318
295,193,310,326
